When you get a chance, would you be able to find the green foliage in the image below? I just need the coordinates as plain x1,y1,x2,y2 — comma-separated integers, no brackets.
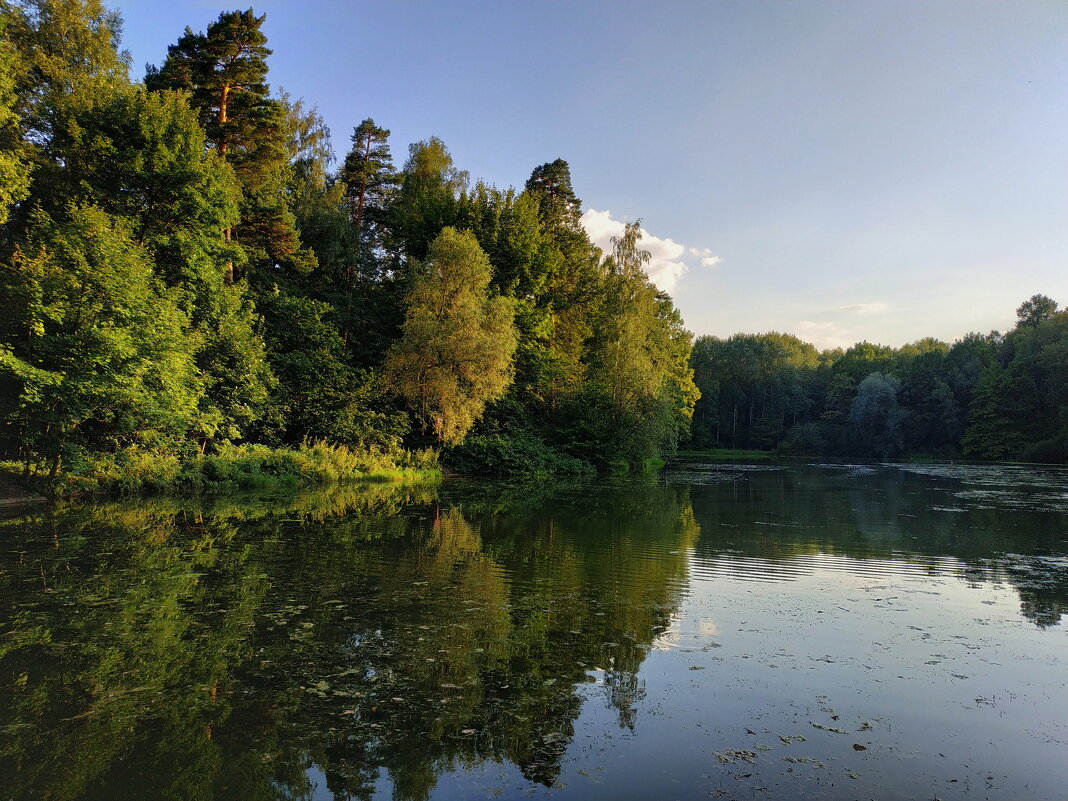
1016,294,1058,328
340,117,396,236
390,137,467,260
835,341,896,383
384,227,517,445
0,18,31,225
0,0,712,485
570,223,697,465
688,298,1066,463
848,372,906,458
19,75,274,447
689,331,819,450
191,283,274,443
255,291,408,447
524,158,583,237
961,364,1028,459
280,91,333,196
40,80,242,290
58,439,438,494
900,349,961,454
146,9,314,278
0,205,199,474
5,0,129,144
445,432,594,476
778,422,826,456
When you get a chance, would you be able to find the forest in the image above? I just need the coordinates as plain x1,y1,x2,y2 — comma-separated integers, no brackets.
1,2,1063,496
0,1,698,490
690,293,1068,463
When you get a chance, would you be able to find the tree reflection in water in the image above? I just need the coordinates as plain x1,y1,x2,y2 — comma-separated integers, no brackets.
0,479,697,801
1,465,1066,801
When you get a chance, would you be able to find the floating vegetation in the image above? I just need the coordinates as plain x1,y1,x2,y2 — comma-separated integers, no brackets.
714,750,758,765
782,756,828,768
810,722,849,734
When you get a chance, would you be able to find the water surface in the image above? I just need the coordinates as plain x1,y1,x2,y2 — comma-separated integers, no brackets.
1,462,1066,800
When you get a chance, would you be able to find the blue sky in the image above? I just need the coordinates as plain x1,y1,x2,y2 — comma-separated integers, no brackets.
115,0,1067,349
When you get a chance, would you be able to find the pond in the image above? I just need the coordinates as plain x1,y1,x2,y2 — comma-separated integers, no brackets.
1,461,1066,800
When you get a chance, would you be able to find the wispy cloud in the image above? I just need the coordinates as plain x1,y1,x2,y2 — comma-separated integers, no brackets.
580,209,721,295
835,302,889,315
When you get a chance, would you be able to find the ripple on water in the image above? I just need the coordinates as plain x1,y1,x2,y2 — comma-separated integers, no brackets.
813,463,879,476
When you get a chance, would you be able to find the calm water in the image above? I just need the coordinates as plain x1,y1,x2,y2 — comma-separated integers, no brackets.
2,462,1067,801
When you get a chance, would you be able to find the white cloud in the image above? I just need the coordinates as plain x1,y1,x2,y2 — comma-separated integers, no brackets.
796,320,854,351
796,302,890,349
687,247,723,268
580,209,721,295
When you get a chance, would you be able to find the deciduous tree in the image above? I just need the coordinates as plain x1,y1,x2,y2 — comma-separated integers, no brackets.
384,228,516,444
0,205,199,474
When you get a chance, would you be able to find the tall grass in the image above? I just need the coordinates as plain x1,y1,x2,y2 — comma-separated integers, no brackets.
52,440,440,496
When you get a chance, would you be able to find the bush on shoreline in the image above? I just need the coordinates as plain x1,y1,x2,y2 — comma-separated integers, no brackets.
444,433,595,477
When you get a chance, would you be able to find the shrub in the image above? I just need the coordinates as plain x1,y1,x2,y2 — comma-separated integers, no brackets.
445,433,594,477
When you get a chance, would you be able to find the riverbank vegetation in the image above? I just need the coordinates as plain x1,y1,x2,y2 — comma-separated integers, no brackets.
689,294,1068,463
1,4,1060,496
0,1,698,491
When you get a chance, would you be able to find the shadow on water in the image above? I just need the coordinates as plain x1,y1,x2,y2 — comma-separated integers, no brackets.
1,465,1066,800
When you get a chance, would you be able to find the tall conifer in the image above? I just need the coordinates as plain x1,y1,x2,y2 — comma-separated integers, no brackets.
147,9,313,280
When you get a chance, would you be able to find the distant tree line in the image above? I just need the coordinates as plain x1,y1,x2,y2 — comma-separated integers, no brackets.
0,1,698,482
690,294,1068,463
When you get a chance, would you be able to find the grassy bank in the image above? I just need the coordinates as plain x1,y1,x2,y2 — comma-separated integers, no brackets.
6,441,440,497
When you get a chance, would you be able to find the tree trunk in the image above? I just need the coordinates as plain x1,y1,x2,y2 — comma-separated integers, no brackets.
219,83,233,282
343,134,373,345
218,84,230,149
748,398,754,449
352,130,372,232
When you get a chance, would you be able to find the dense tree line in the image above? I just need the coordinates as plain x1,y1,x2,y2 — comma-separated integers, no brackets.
0,1,697,483
690,294,1068,462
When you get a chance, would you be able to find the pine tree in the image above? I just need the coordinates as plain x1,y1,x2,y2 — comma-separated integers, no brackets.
341,118,395,237
524,158,582,236
147,9,313,280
